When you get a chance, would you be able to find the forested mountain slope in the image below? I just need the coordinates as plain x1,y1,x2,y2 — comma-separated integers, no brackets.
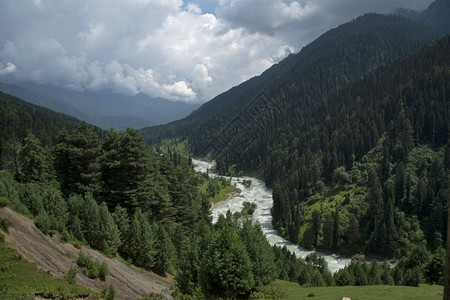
141,12,449,262
396,0,450,37
141,14,437,147
0,82,200,130
268,34,449,257
0,91,105,175
0,92,82,145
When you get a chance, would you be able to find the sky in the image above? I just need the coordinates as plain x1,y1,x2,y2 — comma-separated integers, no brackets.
0,0,434,104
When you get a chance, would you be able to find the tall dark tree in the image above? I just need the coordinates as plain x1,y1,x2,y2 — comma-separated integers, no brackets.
19,133,52,182
332,207,340,250
366,171,384,252
54,123,101,197
321,213,333,250
125,209,156,269
199,225,254,298
240,221,277,287
98,202,121,256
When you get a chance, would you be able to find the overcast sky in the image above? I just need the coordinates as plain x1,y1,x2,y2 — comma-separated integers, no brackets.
0,0,433,104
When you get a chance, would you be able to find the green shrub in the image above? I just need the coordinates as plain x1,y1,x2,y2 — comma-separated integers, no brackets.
99,262,109,281
35,211,51,235
76,250,108,281
0,197,8,207
102,285,115,300
76,251,89,268
139,292,165,300
249,285,288,299
0,217,12,232
65,266,78,284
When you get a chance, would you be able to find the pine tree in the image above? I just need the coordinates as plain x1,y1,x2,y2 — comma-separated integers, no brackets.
54,123,101,197
112,205,130,253
199,226,254,298
70,122,102,196
240,221,277,287
125,209,156,268
19,133,52,182
175,235,201,295
41,185,68,231
82,193,100,248
152,222,176,275
345,215,360,247
332,207,340,250
99,202,121,256
321,213,333,250
366,171,384,252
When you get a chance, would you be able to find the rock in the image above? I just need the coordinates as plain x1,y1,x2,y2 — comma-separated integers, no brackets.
352,254,365,261
0,207,172,299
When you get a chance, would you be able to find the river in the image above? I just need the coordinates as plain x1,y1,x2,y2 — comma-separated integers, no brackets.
193,159,350,274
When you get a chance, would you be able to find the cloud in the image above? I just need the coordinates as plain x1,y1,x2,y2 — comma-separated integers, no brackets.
217,0,434,48
0,0,434,103
0,62,16,76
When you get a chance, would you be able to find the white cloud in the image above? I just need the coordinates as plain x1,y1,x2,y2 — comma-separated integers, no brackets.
0,62,16,76
0,0,434,103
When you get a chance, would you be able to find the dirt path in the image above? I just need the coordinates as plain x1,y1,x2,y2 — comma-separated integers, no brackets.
0,207,172,299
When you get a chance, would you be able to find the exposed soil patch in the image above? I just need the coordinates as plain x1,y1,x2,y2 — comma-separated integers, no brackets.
0,207,172,299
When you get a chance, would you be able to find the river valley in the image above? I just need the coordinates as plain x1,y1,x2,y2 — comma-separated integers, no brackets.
193,159,350,274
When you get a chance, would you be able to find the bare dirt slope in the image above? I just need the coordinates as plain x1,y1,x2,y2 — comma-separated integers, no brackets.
0,207,172,299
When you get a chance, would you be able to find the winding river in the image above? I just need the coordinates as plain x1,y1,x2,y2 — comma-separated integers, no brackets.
193,159,350,274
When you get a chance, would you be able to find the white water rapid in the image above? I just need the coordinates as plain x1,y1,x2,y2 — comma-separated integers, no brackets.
193,159,350,274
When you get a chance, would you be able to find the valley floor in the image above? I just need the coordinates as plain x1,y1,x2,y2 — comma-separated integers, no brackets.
274,280,444,300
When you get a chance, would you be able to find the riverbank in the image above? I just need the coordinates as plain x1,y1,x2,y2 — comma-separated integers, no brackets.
210,190,241,210
192,158,350,274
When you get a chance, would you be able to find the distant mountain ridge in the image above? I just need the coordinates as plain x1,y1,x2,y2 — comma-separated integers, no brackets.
0,91,87,152
141,13,438,148
395,0,450,36
139,6,450,261
0,81,199,130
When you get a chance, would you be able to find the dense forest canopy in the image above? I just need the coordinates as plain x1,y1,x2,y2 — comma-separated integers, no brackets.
140,14,437,146
1,6,450,299
140,12,450,290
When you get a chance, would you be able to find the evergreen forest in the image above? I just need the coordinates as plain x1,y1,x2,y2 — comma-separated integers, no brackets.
0,5,449,300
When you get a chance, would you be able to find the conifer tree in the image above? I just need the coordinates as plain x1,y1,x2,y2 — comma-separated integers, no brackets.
321,213,333,250
152,222,176,274
82,193,101,248
19,133,52,182
112,205,130,252
240,221,277,287
54,123,101,197
332,207,340,250
125,209,156,268
199,225,254,298
99,202,121,256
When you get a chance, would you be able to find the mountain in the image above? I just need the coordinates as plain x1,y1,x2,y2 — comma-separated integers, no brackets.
141,13,437,151
395,0,450,36
268,34,449,254
0,81,200,130
0,91,85,146
140,11,450,259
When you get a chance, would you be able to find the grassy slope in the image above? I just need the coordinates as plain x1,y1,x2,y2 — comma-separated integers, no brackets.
158,138,192,156
0,233,95,299
274,280,443,300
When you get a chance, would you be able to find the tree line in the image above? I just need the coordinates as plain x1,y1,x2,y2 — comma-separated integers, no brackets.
0,120,327,298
